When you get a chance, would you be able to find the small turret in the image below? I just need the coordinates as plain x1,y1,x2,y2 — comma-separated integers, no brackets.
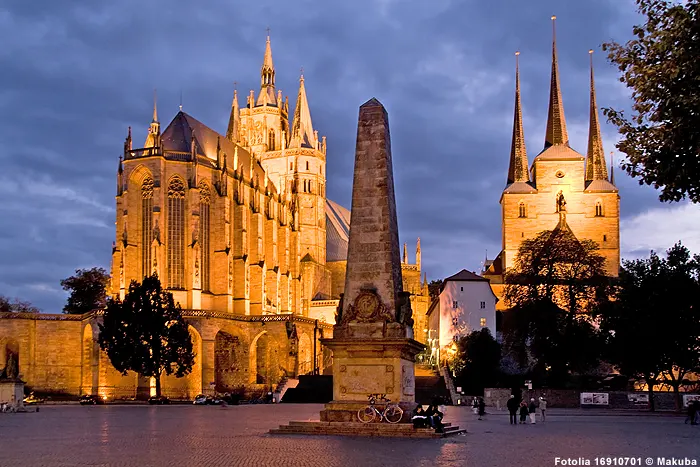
226,87,240,143
117,155,124,196
256,32,277,107
416,238,422,270
144,90,161,148
123,126,132,155
190,129,198,187
403,243,408,264
289,73,316,148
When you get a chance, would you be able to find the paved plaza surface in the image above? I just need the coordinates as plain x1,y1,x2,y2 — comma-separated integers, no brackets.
0,404,697,467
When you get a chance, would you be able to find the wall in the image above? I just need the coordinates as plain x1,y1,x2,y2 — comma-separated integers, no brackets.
438,280,497,348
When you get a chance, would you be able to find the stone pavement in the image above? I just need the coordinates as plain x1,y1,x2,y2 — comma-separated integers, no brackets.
0,405,698,467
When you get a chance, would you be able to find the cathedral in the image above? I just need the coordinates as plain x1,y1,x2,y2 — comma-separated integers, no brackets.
0,35,429,400
484,18,620,306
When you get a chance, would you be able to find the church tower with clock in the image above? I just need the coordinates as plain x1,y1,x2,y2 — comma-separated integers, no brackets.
485,18,620,296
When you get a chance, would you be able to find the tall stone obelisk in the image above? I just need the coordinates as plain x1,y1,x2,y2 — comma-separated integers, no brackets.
321,98,424,422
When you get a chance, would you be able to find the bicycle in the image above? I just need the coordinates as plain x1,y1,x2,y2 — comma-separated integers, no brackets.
357,393,404,424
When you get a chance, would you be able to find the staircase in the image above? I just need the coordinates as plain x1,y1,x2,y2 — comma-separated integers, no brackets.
415,376,452,405
281,375,333,403
270,421,466,438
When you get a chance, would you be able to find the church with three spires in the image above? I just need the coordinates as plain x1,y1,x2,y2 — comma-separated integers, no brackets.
484,17,620,307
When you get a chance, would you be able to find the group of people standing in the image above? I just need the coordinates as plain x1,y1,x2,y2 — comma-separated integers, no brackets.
507,395,547,424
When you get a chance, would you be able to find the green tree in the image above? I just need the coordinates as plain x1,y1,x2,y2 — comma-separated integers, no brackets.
453,328,501,395
603,0,700,202
598,243,700,411
502,228,609,385
60,267,110,314
98,274,194,397
428,280,443,300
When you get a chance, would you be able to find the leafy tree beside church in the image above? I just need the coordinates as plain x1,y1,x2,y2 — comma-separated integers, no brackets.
61,267,110,314
501,227,609,385
98,274,194,397
603,0,700,203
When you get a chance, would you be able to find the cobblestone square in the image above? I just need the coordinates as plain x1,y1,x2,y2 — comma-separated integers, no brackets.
0,405,697,467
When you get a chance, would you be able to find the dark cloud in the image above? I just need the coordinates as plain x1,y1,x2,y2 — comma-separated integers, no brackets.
0,0,686,312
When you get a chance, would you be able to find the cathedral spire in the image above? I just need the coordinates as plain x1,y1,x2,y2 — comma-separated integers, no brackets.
610,151,615,185
226,85,240,143
290,72,316,149
544,16,569,148
585,50,609,181
256,31,277,106
507,51,530,184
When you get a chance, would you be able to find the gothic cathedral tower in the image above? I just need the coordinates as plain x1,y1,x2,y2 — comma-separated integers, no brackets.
489,18,620,292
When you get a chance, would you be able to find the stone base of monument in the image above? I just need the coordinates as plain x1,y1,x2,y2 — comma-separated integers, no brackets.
270,420,466,439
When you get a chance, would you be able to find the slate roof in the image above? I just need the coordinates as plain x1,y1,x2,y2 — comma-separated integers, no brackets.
444,269,490,283
160,111,276,194
325,199,350,262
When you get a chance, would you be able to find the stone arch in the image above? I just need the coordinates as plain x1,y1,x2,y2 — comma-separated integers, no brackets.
128,164,153,185
157,325,203,399
0,337,20,379
214,329,245,393
298,332,312,375
249,331,279,387
81,323,99,395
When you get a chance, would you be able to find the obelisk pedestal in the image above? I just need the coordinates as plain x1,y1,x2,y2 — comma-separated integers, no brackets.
320,98,425,423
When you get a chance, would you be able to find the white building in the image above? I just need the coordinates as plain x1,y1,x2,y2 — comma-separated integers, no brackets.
426,269,497,362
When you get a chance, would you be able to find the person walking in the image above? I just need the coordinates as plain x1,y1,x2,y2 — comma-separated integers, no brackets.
539,396,547,423
478,397,486,420
528,398,537,424
472,397,479,414
507,395,518,425
519,400,528,424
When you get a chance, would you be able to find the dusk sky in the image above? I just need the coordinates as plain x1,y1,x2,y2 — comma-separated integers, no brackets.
1,0,699,312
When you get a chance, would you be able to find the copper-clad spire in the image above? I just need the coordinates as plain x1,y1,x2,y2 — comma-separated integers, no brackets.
544,16,569,148
586,50,609,181
226,84,240,143
507,51,530,184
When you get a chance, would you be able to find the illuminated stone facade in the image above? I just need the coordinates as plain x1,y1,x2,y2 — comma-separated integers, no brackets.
485,22,620,306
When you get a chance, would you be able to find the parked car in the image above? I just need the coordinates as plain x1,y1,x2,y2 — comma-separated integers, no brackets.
79,394,106,405
148,395,170,405
23,393,44,405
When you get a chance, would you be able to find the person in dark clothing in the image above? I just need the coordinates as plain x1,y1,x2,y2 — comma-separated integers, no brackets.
478,397,486,420
686,400,698,425
426,404,444,433
519,401,528,424
507,395,518,425
412,405,428,428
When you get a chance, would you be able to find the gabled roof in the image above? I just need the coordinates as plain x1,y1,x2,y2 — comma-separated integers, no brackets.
444,269,490,283
533,144,584,162
504,181,537,194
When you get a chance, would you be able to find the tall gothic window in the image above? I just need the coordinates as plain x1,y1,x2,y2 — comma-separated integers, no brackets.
141,177,154,278
167,177,186,289
199,182,211,292
595,200,604,217
518,202,526,218
268,129,275,151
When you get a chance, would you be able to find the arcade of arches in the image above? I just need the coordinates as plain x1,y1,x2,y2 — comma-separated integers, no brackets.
0,311,330,400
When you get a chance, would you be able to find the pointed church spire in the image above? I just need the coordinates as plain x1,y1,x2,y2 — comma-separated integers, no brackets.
545,16,569,148
226,85,240,143
610,151,615,185
290,72,316,148
256,30,277,106
145,90,161,148
507,51,530,184
416,237,422,270
586,50,609,181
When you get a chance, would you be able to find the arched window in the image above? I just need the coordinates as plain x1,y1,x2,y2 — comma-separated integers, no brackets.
268,129,275,151
199,182,211,292
167,177,186,289
595,200,604,217
141,177,154,278
518,201,526,218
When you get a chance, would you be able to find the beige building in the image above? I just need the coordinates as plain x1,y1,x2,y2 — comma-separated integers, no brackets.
0,35,430,399
484,26,620,307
